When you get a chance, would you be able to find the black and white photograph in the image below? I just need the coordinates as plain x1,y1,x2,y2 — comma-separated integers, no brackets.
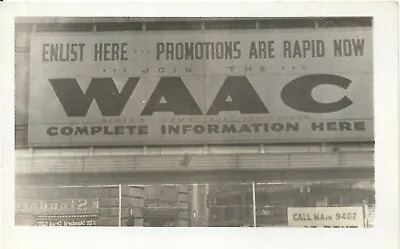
14,16,375,228
0,2,398,249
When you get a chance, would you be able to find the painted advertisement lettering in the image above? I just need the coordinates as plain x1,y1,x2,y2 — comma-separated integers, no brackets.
49,77,139,117
281,74,353,113
28,28,373,146
49,75,352,117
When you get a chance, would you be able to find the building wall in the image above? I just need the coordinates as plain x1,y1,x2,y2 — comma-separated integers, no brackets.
14,18,374,227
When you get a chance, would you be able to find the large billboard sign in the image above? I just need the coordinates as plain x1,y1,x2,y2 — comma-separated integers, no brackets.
28,28,373,146
287,207,365,228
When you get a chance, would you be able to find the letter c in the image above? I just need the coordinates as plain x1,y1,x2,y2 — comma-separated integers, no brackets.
281,74,353,113
47,127,58,136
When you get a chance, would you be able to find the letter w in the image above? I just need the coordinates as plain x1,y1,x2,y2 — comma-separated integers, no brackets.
49,77,139,117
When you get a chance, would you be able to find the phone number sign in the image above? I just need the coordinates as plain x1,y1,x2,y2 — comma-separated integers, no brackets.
287,207,365,228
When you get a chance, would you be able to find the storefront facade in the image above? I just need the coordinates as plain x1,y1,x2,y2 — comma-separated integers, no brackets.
206,180,375,227
15,17,374,227
15,185,191,227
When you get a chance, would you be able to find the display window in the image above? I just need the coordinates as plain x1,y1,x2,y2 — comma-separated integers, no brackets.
15,180,374,227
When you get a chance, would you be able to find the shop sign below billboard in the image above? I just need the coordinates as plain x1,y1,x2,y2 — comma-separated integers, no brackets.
36,215,98,226
287,206,365,228
15,198,99,214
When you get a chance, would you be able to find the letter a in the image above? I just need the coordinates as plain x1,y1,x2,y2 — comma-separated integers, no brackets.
207,76,268,115
141,77,202,115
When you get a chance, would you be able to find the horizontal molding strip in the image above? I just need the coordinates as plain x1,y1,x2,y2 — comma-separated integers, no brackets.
15,151,374,174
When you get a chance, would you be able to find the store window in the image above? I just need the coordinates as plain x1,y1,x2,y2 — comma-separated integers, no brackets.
15,180,374,227
15,186,114,226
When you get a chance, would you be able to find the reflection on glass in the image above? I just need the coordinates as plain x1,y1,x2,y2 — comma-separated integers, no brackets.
140,184,185,227
254,180,375,227
14,180,375,227
207,183,254,227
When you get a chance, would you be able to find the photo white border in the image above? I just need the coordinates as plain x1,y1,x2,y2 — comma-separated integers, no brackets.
1,1,398,249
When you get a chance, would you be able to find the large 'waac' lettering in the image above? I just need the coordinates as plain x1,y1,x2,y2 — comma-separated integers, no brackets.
281,74,353,113
141,77,202,115
206,76,269,115
49,77,139,116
